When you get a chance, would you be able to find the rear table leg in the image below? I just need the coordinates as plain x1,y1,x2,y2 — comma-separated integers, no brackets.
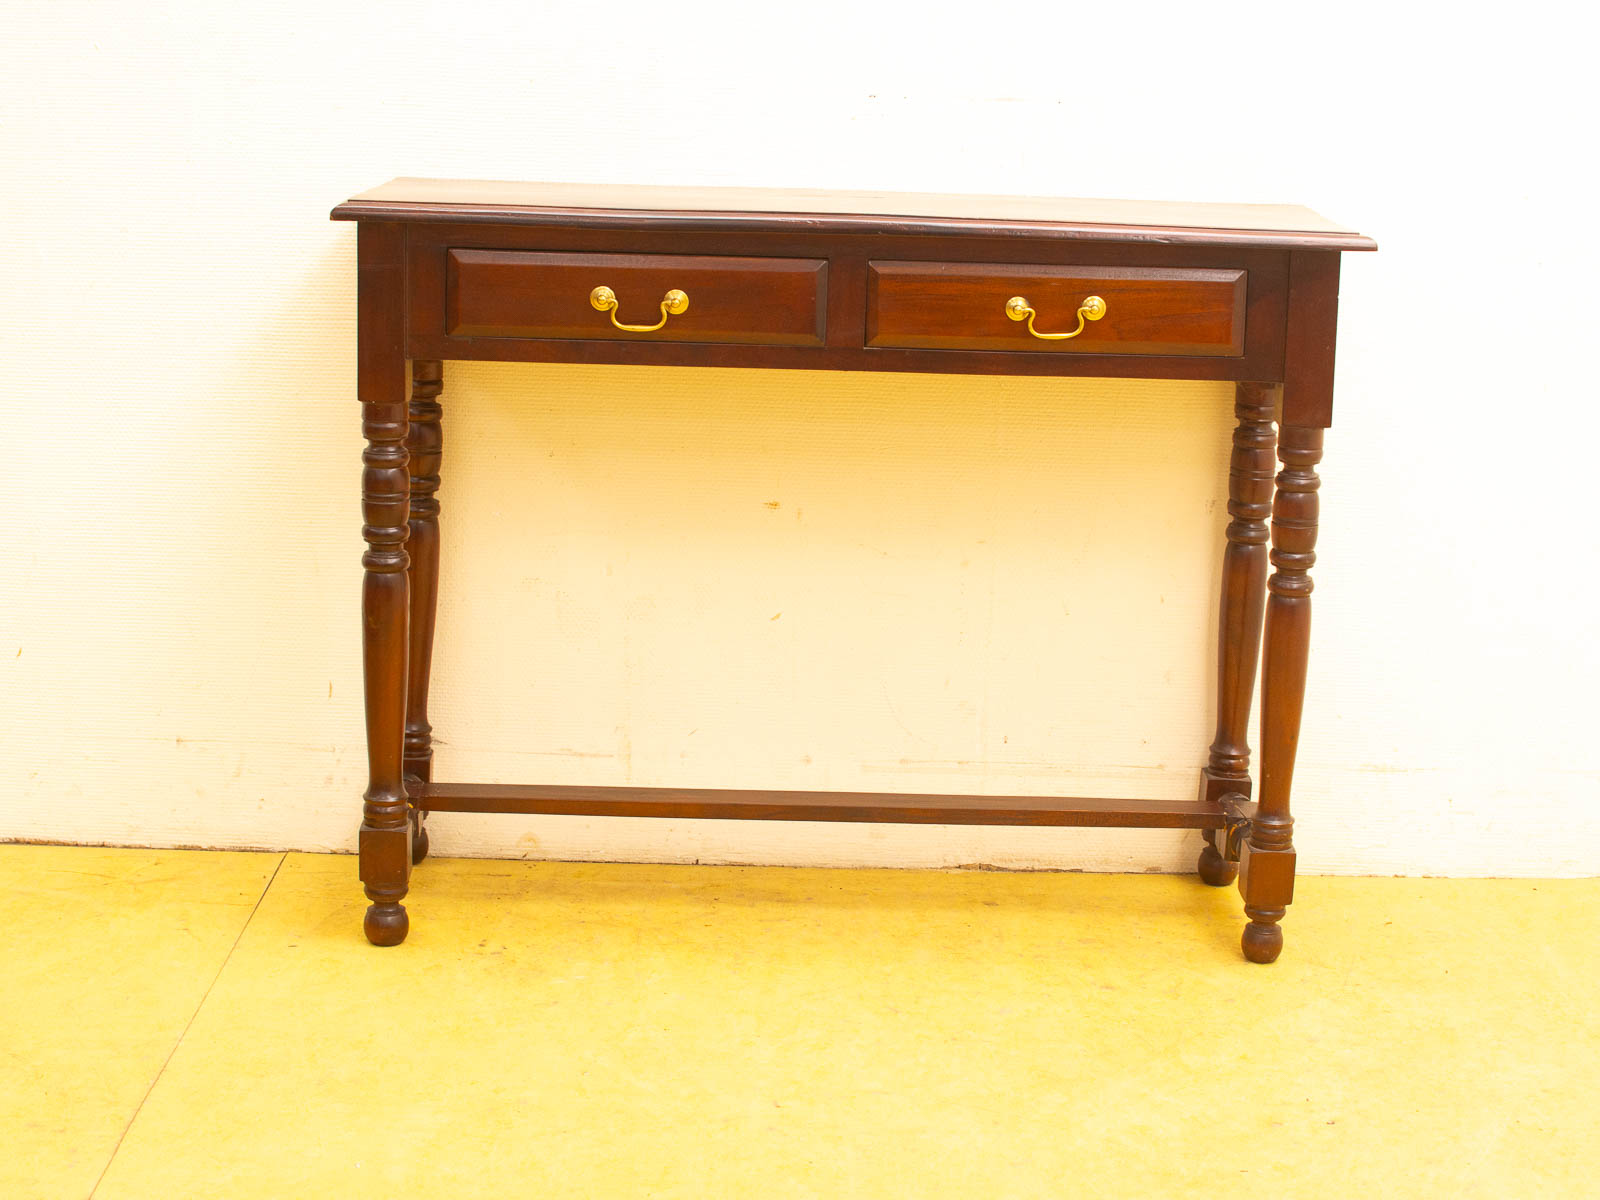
404,361,444,865
1198,382,1277,886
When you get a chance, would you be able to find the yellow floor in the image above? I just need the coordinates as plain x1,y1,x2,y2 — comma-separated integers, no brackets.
2,845,1594,1198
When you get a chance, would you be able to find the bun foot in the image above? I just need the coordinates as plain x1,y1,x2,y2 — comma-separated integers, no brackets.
411,812,430,864
1241,919,1283,964
364,901,410,946
1198,842,1238,887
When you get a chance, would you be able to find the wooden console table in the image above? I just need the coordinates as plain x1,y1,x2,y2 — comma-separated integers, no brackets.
331,179,1375,961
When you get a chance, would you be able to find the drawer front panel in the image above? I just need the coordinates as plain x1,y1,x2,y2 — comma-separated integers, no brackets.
447,250,827,346
867,262,1247,356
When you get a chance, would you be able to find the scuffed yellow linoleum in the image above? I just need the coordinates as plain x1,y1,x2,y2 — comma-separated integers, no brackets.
2,845,1594,1198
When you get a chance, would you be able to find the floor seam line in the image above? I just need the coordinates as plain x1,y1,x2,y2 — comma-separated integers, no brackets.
86,851,288,1200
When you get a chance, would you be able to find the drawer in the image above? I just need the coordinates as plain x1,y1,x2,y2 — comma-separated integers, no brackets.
446,250,828,346
867,261,1247,356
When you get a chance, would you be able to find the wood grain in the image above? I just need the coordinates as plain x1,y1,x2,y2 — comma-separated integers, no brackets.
403,360,443,866
355,221,412,947
1242,422,1324,963
447,250,827,346
333,178,1376,251
333,179,1370,958
1204,382,1279,792
1283,251,1342,427
418,783,1226,829
867,261,1246,356
1196,382,1278,887
406,224,1289,381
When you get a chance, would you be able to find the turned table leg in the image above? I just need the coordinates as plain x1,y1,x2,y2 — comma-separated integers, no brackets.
1240,422,1323,963
357,223,412,946
1198,382,1278,887
404,361,444,865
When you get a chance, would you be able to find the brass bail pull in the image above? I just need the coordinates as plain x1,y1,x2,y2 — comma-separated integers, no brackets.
590,285,689,333
1005,294,1107,341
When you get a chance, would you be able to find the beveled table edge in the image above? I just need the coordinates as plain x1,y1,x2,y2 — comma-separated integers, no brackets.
330,199,1378,252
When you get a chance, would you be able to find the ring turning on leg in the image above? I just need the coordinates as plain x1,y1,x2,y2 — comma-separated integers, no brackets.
1241,422,1323,963
1199,383,1277,887
356,224,413,945
404,360,444,869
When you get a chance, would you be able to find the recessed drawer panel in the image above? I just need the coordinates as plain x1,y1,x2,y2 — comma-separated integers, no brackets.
447,250,828,346
867,262,1247,356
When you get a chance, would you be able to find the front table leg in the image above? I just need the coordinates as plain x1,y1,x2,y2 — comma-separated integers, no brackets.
357,223,412,946
1240,422,1323,963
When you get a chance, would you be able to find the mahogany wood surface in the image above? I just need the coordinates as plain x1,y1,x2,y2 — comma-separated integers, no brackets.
337,180,1373,959
1283,252,1342,427
446,250,827,346
403,360,443,865
1205,383,1280,795
1198,382,1279,887
334,178,1376,251
867,261,1246,356
404,223,1291,383
417,783,1226,829
1241,423,1324,963
355,222,412,947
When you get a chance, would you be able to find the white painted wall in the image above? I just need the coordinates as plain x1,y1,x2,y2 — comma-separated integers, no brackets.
4,1,1595,875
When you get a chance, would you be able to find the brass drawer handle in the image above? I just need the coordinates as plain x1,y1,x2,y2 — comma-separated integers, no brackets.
589,285,689,333
1005,294,1107,341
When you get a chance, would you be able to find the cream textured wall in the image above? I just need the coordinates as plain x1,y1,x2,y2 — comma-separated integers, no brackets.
4,1,1596,875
